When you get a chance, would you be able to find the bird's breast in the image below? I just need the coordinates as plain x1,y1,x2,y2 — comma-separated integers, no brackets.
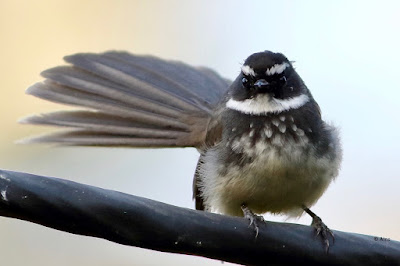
198,113,340,217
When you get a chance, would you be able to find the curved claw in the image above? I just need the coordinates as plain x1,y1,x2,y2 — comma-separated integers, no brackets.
241,204,265,239
307,210,334,253
313,217,334,252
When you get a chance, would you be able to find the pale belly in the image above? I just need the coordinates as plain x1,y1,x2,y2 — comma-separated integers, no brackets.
198,143,339,217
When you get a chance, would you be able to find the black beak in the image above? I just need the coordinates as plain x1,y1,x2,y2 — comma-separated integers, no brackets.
253,79,269,89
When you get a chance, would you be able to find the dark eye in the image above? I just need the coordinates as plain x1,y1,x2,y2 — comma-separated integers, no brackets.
242,77,250,88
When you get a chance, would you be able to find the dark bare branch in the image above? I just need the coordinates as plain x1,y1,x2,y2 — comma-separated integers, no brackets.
0,169,398,265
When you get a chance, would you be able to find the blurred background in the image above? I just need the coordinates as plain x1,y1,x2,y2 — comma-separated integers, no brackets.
1,0,399,265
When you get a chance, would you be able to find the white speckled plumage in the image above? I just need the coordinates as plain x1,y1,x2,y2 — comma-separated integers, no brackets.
278,123,287,133
198,123,341,217
264,126,273,138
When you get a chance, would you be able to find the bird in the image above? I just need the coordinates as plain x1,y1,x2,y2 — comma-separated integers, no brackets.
20,50,342,251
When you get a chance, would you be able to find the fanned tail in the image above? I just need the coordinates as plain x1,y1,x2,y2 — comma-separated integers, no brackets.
20,51,230,148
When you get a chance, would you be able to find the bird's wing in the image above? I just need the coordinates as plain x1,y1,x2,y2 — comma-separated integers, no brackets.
20,51,230,148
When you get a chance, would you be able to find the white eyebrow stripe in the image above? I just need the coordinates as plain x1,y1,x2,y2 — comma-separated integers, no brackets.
266,62,290,76
241,65,256,76
226,94,309,115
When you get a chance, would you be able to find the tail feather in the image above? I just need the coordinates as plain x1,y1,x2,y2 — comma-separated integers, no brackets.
26,82,189,130
21,51,229,148
20,111,188,138
41,66,184,117
20,130,186,147
63,53,209,112
100,53,211,104
102,51,227,105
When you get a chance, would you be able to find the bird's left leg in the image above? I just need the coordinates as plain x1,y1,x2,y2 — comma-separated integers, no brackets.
302,205,334,252
241,204,266,238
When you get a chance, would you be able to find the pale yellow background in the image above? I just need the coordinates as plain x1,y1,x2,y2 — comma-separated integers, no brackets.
1,1,399,265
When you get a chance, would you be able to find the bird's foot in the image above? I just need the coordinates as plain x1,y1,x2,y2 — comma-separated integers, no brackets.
312,215,334,253
241,204,265,238
303,206,334,253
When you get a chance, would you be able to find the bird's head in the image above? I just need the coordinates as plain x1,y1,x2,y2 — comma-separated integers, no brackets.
227,51,311,115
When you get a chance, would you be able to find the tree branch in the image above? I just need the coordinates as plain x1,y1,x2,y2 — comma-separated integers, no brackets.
0,169,398,265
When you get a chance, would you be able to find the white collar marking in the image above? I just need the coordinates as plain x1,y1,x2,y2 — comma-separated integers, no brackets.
266,62,290,76
226,94,309,115
241,65,256,76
